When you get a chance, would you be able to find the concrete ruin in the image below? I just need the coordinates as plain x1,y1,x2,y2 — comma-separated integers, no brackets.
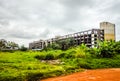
29,22,115,50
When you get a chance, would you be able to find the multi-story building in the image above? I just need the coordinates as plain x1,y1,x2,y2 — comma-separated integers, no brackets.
29,40,44,49
29,22,115,50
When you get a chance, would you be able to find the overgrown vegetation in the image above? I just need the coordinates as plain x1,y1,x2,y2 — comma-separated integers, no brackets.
0,39,19,50
89,40,119,58
0,41,120,81
44,37,75,50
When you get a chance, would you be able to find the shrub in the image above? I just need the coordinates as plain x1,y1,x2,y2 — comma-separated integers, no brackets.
34,55,45,60
99,48,115,58
90,41,117,58
98,41,116,58
89,48,100,58
45,53,55,60
65,53,75,58
75,48,86,58
35,53,55,60
26,73,44,81
58,53,66,58
20,45,28,51
113,41,120,54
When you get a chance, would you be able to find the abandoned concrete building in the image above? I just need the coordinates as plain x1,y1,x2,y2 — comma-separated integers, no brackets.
29,22,115,50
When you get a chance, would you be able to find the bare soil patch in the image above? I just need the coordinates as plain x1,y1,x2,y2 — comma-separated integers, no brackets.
42,68,120,81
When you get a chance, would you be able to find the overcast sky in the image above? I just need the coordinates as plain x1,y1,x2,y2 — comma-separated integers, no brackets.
0,0,120,47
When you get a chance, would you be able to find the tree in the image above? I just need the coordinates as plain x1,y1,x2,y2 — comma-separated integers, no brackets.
56,37,75,50
20,45,28,51
0,39,7,50
43,37,75,50
51,42,60,49
7,41,19,49
69,37,75,47
0,39,19,51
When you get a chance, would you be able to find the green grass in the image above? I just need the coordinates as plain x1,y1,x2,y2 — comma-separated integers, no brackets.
0,51,62,81
0,47,120,81
0,50,84,81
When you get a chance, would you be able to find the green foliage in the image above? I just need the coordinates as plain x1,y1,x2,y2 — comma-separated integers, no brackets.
34,54,45,60
89,41,120,58
51,43,61,49
58,53,66,58
0,51,66,81
0,41,120,81
89,47,100,57
64,50,76,58
75,47,86,58
35,50,63,60
61,57,120,69
19,45,28,51
0,39,8,51
113,41,120,54
0,39,19,50
98,41,116,58
45,53,55,60
44,37,76,50
7,41,19,49
35,45,87,60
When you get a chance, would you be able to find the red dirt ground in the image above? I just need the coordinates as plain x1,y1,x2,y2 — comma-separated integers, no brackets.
41,68,120,81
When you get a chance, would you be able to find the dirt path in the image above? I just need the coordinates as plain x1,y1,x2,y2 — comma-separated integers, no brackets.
42,68,120,81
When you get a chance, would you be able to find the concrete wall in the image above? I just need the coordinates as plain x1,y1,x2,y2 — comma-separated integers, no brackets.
100,22,115,41
29,40,44,49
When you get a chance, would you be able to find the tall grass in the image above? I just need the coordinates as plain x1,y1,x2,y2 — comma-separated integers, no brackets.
0,51,64,81
0,43,120,81
0,50,85,81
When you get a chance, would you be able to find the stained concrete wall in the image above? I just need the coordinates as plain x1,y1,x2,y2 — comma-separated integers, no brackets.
100,22,115,41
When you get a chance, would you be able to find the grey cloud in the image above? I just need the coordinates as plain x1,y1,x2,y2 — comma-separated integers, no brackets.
9,31,38,39
0,0,120,46
47,0,95,28
51,0,95,26
112,3,120,13
0,28,50,39
39,29,50,39
0,19,9,26
115,20,120,41
0,0,41,21
59,0,94,8
105,1,120,14
97,1,120,16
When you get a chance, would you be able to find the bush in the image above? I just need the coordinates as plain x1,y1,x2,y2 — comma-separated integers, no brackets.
58,53,66,58
26,73,44,81
45,53,55,60
98,41,116,58
99,49,115,58
35,53,55,60
89,48,99,57
113,41,120,54
65,51,75,58
34,55,45,60
90,41,117,58
75,48,86,58
20,45,28,51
